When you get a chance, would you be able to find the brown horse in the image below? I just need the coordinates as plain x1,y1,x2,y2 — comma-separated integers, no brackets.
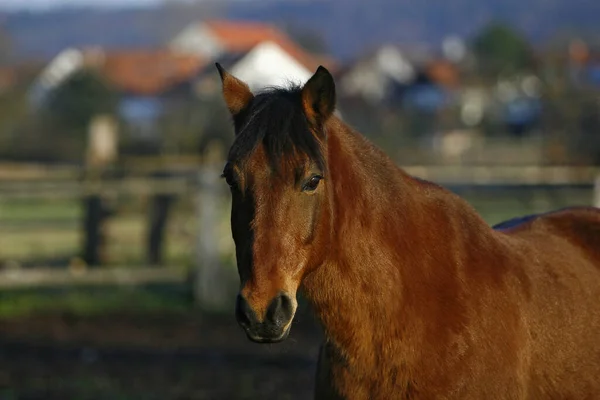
215,63,600,399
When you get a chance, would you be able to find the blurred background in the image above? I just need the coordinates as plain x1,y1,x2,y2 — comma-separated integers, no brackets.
0,0,599,398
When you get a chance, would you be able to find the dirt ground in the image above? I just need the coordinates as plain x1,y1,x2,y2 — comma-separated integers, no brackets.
0,311,325,400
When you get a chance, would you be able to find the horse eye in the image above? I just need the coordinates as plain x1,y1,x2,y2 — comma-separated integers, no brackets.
302,175,323,192
221,171,235,188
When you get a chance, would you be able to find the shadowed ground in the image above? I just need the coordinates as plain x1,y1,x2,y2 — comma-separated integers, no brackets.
0,307,323,399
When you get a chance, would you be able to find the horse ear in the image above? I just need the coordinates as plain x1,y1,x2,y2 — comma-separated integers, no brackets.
216,63,254,116
301,66,336,127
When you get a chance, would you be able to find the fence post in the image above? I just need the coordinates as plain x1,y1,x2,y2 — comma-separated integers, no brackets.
81,114,118,267
594,175,600,208
194,143,230,311
147,171,175,266
82,194,109,266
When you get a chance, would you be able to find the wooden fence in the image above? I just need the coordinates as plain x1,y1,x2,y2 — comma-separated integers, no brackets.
0,162,236,311
1,163,599,311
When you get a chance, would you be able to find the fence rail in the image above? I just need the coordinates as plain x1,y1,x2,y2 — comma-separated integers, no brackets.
402,166,600,185
0,266,188,289
1,166,599,195
0,177,193,199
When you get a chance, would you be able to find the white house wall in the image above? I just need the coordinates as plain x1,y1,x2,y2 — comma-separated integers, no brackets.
229,41,312,92
37,48,85,90
339,45,416,103
29,47,85,107
375,45,415,84
341,63,387,103
169,24,223,59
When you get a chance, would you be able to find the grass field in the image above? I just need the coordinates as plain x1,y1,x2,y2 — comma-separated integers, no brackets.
0,285,193,318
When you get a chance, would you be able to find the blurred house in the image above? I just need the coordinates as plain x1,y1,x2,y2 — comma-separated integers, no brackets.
98,49,205,137
170,20,336,92
404,59,460,112
28,47,88,106
337,45,418,104
539,38,600,90
22,19,342,161
495,75,543,136
29,19,337,126
337,44,459,112
193,41,323,97
28,47,206,138
567,40,600,88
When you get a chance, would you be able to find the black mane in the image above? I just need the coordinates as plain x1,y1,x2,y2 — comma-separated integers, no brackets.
227,85,325,172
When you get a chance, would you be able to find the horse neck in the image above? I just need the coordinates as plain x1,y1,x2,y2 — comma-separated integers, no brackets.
302,118,500,362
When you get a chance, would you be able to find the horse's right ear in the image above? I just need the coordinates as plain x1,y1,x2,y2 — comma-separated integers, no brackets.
301,66,336,127
216,63,254,116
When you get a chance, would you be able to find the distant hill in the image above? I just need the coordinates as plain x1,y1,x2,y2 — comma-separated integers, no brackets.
2,0,600,63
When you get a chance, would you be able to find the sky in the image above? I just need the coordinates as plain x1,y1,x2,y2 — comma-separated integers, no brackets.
0,0,163,11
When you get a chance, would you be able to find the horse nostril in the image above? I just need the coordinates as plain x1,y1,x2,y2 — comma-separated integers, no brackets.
266,293,294,326
235,294,255,328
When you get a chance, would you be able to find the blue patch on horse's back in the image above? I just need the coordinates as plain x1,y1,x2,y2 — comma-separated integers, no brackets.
492,213,540,230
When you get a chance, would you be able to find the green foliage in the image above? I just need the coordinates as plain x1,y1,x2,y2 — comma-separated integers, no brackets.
195,96,234,155
472,22,535,78
45,69,118,132
0,86,29,154
15,69,121,162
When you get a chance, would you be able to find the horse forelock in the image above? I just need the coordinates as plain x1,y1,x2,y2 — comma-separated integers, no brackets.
227,84,326,176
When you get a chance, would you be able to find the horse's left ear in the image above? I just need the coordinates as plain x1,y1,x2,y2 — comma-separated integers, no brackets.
216,63,254,116
301,66,336,127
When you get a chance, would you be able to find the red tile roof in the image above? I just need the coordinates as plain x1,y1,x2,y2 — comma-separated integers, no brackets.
203,20,336,72
97,49,205,96
424,60,460,88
